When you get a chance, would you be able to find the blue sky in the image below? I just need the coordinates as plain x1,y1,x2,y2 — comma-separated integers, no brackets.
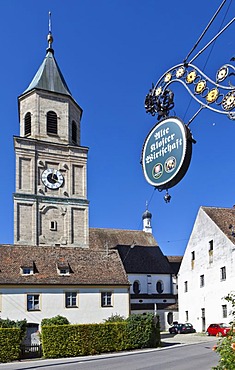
1,0,235,256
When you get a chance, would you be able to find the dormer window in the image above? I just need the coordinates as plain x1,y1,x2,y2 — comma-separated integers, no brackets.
57,262,71,276
21,266,34,275
21,262,38,275
72,120,77,144
59,268,70,275
47,111,58,135
24,112,31,136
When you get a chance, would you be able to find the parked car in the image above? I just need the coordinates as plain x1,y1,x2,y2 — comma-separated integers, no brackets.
206,323,231,337
169,323,196,334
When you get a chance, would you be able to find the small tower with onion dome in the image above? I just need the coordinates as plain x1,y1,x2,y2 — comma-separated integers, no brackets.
142,203,152,233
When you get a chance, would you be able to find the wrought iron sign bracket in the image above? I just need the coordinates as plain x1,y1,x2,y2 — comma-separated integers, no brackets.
142,1,235,203
145,62,235,123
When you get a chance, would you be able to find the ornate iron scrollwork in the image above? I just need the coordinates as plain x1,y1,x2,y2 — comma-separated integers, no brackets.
145,62,235,121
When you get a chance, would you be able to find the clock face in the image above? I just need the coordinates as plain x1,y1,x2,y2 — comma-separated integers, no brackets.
41,169,64,189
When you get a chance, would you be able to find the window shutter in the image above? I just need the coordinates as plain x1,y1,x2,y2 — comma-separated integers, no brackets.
72,121,77,143
24,112,31,135
47,111,58,134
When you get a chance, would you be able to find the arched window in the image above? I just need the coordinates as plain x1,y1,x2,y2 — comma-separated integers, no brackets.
47,111,57,135
24,112,31,135
156,280,164,294
167,312,173,325
133,280,140,294
72,120,77,143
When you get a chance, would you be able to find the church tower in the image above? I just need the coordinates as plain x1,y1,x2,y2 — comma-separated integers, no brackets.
13,28,89,247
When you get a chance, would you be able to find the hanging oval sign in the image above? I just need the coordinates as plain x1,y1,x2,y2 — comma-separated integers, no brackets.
141,116,195,190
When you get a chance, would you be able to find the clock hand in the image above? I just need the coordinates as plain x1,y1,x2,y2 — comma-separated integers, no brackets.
52,170,58,181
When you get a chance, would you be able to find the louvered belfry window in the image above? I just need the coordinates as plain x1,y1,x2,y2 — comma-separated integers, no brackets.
24,112,31,135
72,120,77,143
47,111,58,135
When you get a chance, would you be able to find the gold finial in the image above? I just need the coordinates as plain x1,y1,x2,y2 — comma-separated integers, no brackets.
47,11,53,50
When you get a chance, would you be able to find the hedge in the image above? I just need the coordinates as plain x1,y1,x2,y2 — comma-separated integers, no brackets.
42,314,160,358
0,328,21,363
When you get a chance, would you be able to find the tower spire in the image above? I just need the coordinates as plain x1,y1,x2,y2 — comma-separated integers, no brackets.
22,11,72,96
47,11,54,54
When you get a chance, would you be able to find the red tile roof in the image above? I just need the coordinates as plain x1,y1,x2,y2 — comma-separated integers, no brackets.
0,245,129,286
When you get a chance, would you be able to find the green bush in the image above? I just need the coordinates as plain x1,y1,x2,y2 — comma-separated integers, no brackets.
41,314,160,358
213,293,235,370
0,328,21,363
41,315,70,327
126,313,160,349
0,318,27,341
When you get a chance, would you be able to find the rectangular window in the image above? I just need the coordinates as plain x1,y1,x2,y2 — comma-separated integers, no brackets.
209,240,213,263
50,221,57,231
147,274,152,294
101,292,112,307
65,292,77,308
200,274,205,287
21,267,33,275
220,266,226,281
184,281,188,293
27,294,40,311
191,251,195,269
59,268,70,276
185,310,189,321
222,304,227,318
209,240,213,251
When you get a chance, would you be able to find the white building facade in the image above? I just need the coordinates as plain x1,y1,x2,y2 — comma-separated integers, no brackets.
178,206,235,332
0,286,129,326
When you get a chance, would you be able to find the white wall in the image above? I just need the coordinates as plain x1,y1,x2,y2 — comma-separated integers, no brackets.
0,286,130,327
178,208,235,332
129,273,172,295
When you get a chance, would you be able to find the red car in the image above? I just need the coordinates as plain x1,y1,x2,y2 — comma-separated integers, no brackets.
206,323,231,337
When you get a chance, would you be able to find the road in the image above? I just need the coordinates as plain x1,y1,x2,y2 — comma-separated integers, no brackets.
0,334,219,370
